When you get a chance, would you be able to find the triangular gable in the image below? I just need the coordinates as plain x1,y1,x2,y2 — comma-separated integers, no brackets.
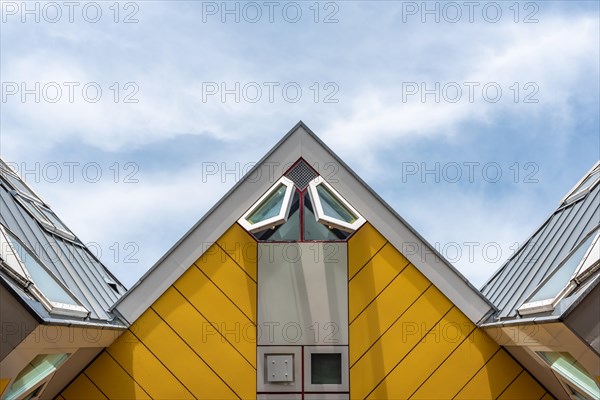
113,122,494,324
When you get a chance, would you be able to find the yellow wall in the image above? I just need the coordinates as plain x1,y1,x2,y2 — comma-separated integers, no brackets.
60,225,257,400
348,223,552,400
60,222,552,400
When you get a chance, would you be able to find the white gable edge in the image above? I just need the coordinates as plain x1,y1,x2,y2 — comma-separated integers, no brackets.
299,129,495,324
114,122,495,325
113,125,303,323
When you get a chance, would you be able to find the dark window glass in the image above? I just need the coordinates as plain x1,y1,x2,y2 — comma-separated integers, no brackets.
304,194,350,241
311,353,342,385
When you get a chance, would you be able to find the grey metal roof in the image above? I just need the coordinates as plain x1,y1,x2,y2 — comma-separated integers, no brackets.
481,166,600,321
0,162,126,327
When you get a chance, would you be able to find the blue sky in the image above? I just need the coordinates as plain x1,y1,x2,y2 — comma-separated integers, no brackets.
1,1,598,288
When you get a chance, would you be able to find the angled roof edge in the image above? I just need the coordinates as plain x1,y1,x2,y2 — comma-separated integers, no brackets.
113,121,495,325
480,274,600,330
480,161,600,295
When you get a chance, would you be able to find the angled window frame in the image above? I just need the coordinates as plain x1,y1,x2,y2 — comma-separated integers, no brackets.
0,159,42,202
307,176,365,233
0,226,32,286
12,193,76,241
3,352,71,400
518,227,600,316
535,351,600,400
561,162,600,206
0,225,89,319
238,176,296,233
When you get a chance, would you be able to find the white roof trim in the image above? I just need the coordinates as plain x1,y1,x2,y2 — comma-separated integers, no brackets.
113,122,494,324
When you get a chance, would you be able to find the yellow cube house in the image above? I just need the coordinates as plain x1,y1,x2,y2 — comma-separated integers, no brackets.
2,122,598,400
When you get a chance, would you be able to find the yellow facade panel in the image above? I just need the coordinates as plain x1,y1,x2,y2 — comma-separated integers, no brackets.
84,352,150,400
194,245,257,322
152,286,256,399
350,286,453,399
61,374,108,400
107,330,194,399
0,378,10,398
498,371,547,400
132,308,238,399
349,264,430,364
216,224,258,281
454,349,523,400
349,243,411,322
348,223,387,279
366,307,475,400
410,328,499,399
173,264,256,365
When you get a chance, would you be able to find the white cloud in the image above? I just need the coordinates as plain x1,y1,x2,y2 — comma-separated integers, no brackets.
322,16,598,156
2,3,597,289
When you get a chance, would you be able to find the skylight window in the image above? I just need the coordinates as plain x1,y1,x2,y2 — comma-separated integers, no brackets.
3,353,70,400
0,225,88,318
307,177,365,232
519,226,600,315
0,227,31,285
536,352,600,400
239,177,295,233
0,160,40,201
13,194,75,241
562,163,600,205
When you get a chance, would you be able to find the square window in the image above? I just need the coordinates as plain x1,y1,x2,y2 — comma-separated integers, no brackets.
311,353,342,385
303,346,348,392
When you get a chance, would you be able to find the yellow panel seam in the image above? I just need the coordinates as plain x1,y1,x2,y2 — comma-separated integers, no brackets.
81,372,110,400
103,351,153,399
192,263,257,325
362,304,458,399
450,347,505,400
169,286,257,368
58,348,108,399
501,345,556,397
348,240,389,282
350,283,433,369
127,326,197,399
149,305,244,400
215,241,257,284
406,326,491,400
349,259,412,325
494,370,525,400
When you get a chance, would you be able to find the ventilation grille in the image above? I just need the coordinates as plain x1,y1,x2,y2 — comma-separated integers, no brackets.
286,160,318,190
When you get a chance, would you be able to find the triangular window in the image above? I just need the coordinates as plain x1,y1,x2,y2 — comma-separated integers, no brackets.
239,177,296,233
238,160,365,241
307,177,364,232
303,193,351,240
253,191,301,241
